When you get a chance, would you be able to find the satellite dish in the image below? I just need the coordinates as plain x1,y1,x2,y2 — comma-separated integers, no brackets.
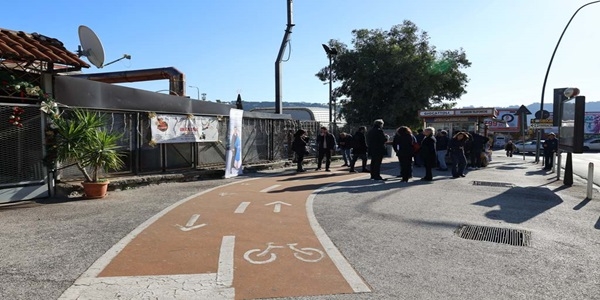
77,25,105,68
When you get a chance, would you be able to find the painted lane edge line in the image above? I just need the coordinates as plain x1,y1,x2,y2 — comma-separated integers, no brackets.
234,201,251,214
306,176,372,293
259,184,281,193
217,235,235,287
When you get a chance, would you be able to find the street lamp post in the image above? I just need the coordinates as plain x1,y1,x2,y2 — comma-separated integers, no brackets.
535,0,600,162
189,85,200,100
322,44,338,134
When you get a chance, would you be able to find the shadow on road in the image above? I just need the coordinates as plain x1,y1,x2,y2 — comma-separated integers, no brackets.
573,198,591,210
472,186,563,224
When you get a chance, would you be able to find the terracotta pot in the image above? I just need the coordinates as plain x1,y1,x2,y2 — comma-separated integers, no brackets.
81,181,109,199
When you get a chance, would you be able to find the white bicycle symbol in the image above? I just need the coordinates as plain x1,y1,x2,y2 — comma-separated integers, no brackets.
243,242,325,264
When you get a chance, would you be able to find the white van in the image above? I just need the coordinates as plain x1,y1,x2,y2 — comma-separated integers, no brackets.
494,136,507,148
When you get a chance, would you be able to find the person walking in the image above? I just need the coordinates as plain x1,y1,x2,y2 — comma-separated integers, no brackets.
338,132,353,167
542,132,558,170
393,126,416,182
505,140,516,157
449,131,469,178
291,129,308,172
435,130,449,171
316,126,336,171
420,127,437,181
349,126,369,173
367,119,387,181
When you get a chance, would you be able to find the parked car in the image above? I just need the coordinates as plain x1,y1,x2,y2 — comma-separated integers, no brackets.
513,140,544,154
583,138,600,151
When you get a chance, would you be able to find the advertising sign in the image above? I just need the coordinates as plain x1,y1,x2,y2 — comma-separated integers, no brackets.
484,109,520,132
150,114,219,144
225,108,244,178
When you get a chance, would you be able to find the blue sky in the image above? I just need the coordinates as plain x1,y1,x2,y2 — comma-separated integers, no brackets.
4,1,600,108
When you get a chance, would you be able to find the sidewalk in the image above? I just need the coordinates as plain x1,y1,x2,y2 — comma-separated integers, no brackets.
308,150,600,299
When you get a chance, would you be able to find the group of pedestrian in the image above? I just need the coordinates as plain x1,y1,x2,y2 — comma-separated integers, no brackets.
291,119,495,182
391,127,472,180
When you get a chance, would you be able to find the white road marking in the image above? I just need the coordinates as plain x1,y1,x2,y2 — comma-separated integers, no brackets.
176,214,207,231
217,236,235,286
259,184,281,193
265,201,291,213
234,202,251,213
306,180,372,293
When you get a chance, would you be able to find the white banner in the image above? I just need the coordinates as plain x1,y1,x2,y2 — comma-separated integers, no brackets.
150,114,219,144
225,108,244,178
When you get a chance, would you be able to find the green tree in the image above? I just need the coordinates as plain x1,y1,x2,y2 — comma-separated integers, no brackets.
316,20,470,127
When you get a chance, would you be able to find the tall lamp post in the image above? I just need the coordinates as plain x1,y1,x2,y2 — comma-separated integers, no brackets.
535,0,600,162
189,85,200,100
322,44,338,134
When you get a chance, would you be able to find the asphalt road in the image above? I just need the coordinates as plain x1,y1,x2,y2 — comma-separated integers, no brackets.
1,151,599,300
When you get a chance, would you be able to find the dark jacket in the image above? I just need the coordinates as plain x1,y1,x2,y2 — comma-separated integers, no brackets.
367,126,387,157
436,135,449,151
543,138,558,155
338,134,353,150
393,133,415,157
449,138,467,154
316,132,336,151
352,130,368,155
292,135,308,155
471,133,488,151
420,135,437,164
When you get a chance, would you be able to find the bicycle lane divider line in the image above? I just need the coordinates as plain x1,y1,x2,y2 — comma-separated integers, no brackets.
234,201,251,213
259,184,281,193
217,236,235,286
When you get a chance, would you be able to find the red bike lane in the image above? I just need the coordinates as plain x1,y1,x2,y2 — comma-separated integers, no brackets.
59,168,373,299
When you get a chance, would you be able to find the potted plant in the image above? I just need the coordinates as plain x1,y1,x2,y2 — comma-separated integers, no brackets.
52,108,124,199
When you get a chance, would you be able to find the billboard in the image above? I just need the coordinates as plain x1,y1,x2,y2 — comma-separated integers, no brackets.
558,96,585,153
150,114,219,144
484,109,520,132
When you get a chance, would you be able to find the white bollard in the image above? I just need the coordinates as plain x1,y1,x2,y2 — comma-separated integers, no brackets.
587,163,594,200
556,152,562,180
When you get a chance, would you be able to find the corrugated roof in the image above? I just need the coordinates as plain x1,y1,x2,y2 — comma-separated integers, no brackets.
0,28,89,71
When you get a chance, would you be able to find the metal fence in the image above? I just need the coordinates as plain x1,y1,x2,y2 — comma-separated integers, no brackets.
0,103,45,186
58,111,318,180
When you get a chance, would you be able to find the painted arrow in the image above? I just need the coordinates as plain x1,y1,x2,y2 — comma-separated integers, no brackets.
265,201,291,213
176,214,207,232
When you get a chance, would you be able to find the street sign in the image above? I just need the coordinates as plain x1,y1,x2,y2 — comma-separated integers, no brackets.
530,119,554,129
515,105,532,115
535,110,550,119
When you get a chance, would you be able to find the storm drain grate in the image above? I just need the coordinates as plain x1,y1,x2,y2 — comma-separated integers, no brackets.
455,224,531,247
472,181,514,188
